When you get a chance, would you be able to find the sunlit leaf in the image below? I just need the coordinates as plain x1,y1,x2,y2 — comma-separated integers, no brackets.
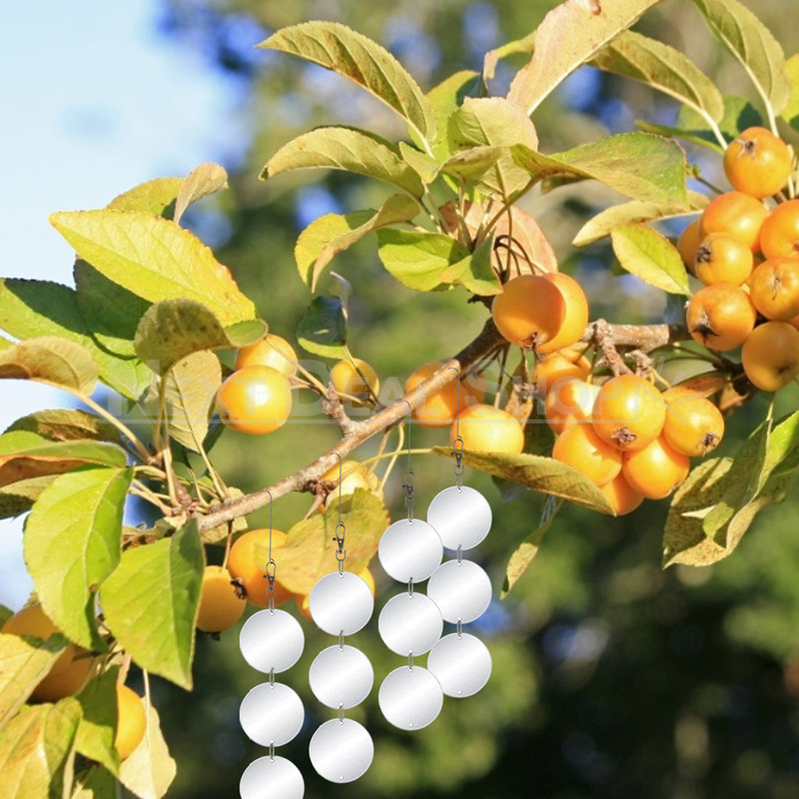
173,162,228,225
592,30,725,123
75,667,120,776
439,237,502,296
0,476,56,520
295,195,420,290
434,447,613,513
263,127,424,197
422,70,481,158
107,177,184,217
0,336,98,395
134,299,265,376
274,490,389,595
119,704,177,799
507,0,666,114
72,765,117,799
483,32,535,83
611,223,691,295
502,499,564,598
0,699,81,799
782,54,799,131
25,466,131,650
164,351,222,453
50,209,256,327
297,295,348,358
101,522,203,689
513,132,688,205
662,457,733,567
6,409,122,445
692,0,790,115
0,431,126,491
0,632,70,727
260,21,436,141
377,229,469,291
574,192,708,246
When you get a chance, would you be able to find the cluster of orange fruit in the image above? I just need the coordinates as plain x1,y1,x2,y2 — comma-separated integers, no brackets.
679,126,799,392
1,604,146,759
546,370,723,514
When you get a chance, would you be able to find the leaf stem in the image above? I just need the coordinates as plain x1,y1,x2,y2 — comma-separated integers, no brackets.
77,393,151,464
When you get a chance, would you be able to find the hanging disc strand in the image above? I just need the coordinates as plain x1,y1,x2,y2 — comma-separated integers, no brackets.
400,399,415,522
332,453,347,573
449,367,465,489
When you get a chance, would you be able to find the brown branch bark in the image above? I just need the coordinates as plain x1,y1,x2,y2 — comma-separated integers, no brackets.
195,318,690,534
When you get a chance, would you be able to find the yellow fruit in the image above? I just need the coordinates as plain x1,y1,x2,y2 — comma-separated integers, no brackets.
31,648,95,702
115,684,147,760
741,321,799,392
235,334,298,377
536,272,590,355
330,358,380,403
600,472,645,516
196,566,247,633
591,375,666,452
2,604,73,676
403,362,486,428
320,460,382,510
552,423,623,487
491,275,566,350
451,404,525,454
227,529,293,607
215,365,292,435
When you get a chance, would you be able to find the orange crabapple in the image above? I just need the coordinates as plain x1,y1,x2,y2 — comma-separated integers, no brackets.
685,283,757,351
723,127,792,199
552,422,623,487
621,435,690,500
491,274,566,350
700,191,768,253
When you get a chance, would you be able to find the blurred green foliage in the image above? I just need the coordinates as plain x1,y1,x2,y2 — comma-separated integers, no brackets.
140,1,799,797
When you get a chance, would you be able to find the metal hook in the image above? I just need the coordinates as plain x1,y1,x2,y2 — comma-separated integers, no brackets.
400,399,415,522
330,452,346,569
448,366,465,488
260,489,277,608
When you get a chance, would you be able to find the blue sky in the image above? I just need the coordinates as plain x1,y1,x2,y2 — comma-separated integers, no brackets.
0,2,239,609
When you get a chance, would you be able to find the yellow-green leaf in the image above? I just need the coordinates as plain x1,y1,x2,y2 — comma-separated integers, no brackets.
173,162,228,225
118,705,176,799
75,668,119,776
0,337,98,395
611,223,691,295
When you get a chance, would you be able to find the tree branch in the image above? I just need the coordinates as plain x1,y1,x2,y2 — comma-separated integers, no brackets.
195,317,691,534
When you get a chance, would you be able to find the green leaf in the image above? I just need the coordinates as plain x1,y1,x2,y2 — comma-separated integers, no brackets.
501,499,564,598
134,299,264,376
274,489,389,595
107,177,184,217
0,699,81,799
433,447,613,514
0,337,99,395
574,191,709,246
592,30,725,124
49,210,256,328
483,33,536,83
610,223,691,295
260,21,436,141
72,765,117,799
439,237,502,296
74,260,152,359
25,467,131,650
263,127,424,198
75,668,120,776
296,296,348,358
782,54,799,131
100,521,203,689
422,70,481,158
398,143,442,184
0,632,70,727
173,162,228,225
164,351,222,453
447,97,539,200
0,431,127,491
295,195,420,290
118,704,176,799
0,477,56,521
377,229,469,291
0,605,12,627
507,0,666,114
441,145,504,185
662,457,733,567
513,132,688,205
692,0,791,116
6,409,122,446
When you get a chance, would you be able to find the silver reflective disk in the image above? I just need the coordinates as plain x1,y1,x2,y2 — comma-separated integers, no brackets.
378,666,443,730
427,633,492,698
378,518,443,582
239,683,304,747
309,718,374,783
427,485,492,550
308,645,374,709
378,593,443,656
308,571,374,636
239,608,305,674
240,755,304,799
427,560,492,623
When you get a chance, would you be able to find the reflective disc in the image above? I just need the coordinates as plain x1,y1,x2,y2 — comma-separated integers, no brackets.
378,593,443,656
309,718,374,783
378,518,442,582
427,633,492,697
427,560,492,623
239,756,304,799
378,666,443,730
309,571,374,636
239,683,304,747
427,485,492,550
309,645,374,709
239,609,304,674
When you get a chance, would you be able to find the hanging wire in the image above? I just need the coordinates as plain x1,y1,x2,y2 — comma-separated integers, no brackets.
331,452,347,573
449,367,465,489
400,399,415,522
261,489,277,611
